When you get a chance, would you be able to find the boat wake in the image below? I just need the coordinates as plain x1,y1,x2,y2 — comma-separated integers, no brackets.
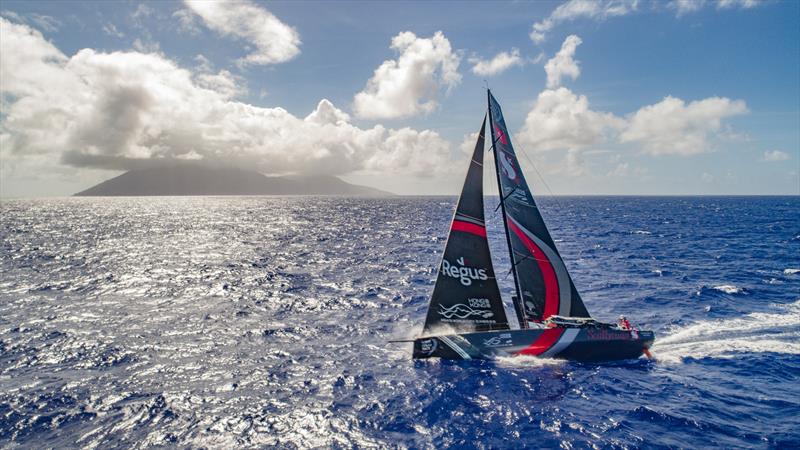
652,300,800,363
495,354,565,368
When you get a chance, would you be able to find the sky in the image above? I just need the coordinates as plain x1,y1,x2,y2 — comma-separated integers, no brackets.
0,0,798,197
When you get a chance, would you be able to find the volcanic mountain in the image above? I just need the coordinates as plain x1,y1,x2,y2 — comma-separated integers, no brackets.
74,166,391,196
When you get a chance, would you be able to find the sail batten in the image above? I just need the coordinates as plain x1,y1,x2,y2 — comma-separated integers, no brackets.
487,91,591,322
422,116,510,333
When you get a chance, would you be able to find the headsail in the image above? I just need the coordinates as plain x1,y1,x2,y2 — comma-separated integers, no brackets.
487,91,591,323
422,117,510,334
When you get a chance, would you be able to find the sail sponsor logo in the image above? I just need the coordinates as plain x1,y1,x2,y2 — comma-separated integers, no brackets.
483,332,513,347
438,303,494,319
499,153,517,182
587,329,632,341
493,124,508,145
442,257,488,286
468,298,491,309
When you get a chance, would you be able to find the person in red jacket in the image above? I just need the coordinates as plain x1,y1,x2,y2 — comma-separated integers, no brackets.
618,315,632,330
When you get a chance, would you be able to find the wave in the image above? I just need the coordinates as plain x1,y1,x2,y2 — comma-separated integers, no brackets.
711,284,745,294
652,300,800,364
784,268,800,275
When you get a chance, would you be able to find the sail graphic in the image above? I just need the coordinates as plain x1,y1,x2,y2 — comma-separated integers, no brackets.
487,91,591,323
422,117,510,333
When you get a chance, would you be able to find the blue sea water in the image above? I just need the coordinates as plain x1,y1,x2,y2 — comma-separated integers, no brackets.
0,196,798,449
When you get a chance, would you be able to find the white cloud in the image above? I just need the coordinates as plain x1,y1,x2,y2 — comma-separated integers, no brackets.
459,130,480,156
353,31,461,120
620,96,748,155
530,0,638,43
670,0,705,15
132,38,160,53
132,3,155,20
102,23,125,38
762,150,790,162
701,172,714,183
517,87,626,152
544,35,582,88
1,11,61,32
671,0,765,15
195,70,244,99
608,161,630,177
717,0,764,9
173,9,201,35
469,48,523,76
0,17,451,180
183,0,300,66
515,33,747,176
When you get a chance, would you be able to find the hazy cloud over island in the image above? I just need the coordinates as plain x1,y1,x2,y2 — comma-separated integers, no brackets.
0,17,451,180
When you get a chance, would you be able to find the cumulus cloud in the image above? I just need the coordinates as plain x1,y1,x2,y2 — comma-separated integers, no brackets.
0,17,451,179
762,150,790,162
620,96,748,155
530,0,637,43
515,33,747,168
469,49,523,76
182,0,300,66
353,31,461,120
544,35,582,89
517,87,626,152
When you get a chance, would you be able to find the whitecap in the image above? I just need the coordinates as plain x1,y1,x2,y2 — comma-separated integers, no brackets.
713,285,744,294
632,230,651,235
783,268,800,275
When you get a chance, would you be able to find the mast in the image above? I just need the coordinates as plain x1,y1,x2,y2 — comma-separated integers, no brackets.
421,115,510,334
487,89,527,329
487,90,591,322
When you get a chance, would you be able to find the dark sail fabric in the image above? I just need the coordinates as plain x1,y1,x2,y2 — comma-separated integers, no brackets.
487,91,591,322
422,117,510,333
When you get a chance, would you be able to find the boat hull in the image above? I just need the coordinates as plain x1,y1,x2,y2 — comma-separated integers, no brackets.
412,327,655,362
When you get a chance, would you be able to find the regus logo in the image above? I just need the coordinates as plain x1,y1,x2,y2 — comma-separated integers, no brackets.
442,257,488,286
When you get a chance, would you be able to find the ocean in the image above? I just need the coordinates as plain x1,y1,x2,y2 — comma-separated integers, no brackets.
1,196,798,449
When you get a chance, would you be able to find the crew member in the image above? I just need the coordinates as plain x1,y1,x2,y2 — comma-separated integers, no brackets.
618,315,631,330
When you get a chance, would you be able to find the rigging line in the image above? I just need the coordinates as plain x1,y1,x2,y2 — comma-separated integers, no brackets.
494,186,518,212
514,141,608,227
513,142,618,262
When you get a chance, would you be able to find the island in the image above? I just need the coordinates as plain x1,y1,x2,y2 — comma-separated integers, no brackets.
74,166,391,196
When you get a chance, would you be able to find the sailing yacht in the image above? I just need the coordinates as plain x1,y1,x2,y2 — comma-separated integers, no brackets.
412,91,655,362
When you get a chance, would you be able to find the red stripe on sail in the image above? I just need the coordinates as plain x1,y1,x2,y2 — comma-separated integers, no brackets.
507,218,559,319
516,328,563,356
452,220,486,237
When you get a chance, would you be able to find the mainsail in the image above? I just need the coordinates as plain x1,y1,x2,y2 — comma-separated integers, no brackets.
487,91,591,324
422,117,510,333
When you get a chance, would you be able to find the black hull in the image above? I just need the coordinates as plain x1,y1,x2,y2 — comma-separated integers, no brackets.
413,327,655,362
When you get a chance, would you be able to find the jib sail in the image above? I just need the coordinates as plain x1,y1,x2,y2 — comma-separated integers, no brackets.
422,117,510,333
487,91,591,324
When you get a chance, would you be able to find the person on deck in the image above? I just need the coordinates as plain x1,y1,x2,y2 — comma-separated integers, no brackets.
618,315,632,330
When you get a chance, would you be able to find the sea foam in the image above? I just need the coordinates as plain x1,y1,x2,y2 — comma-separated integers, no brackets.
652,300,800,364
